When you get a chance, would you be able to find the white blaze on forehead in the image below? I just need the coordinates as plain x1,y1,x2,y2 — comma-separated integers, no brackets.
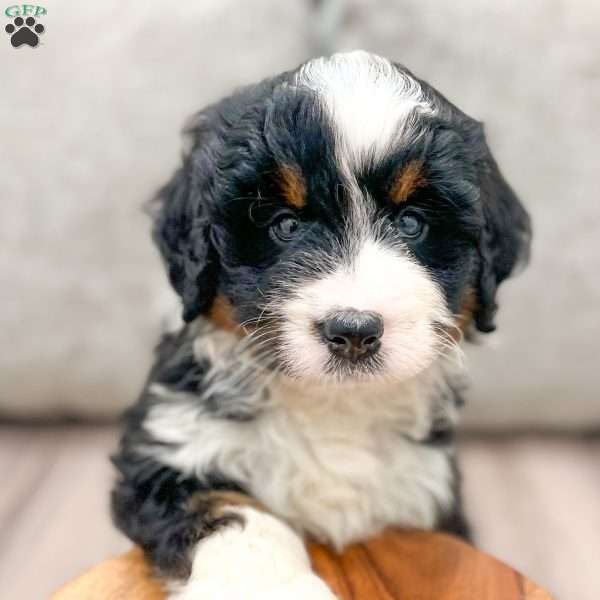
295,50,433,174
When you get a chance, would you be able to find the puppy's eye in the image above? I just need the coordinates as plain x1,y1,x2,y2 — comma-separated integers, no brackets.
269,214,299,243
397,210,427,240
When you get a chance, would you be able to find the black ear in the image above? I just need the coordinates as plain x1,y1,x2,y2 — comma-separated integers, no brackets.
475,148,531,333
150,105,228,322
151,162,219,323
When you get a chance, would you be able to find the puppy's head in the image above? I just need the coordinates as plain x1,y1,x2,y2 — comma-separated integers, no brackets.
152,51,530,383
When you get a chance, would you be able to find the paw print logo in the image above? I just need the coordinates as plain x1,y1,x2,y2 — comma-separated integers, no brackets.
5,16,45,48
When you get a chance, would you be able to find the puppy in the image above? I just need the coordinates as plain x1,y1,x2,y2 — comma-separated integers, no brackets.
111,50,530,599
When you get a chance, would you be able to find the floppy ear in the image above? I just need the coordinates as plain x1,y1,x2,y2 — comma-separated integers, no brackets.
151,162,219,323
474,150,531,333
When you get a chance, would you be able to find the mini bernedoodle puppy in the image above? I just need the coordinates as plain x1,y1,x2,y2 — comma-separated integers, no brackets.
111,51,531,599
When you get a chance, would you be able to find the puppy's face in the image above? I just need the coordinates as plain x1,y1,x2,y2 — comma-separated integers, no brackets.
154,52,530,384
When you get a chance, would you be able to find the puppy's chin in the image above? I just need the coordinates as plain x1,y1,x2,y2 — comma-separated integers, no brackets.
280,358,386,386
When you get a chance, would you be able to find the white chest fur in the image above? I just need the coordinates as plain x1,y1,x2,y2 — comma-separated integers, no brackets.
144,363,458,549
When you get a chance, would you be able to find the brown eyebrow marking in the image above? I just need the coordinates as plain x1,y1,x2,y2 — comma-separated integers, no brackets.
390,160,427,204
279,165,306,209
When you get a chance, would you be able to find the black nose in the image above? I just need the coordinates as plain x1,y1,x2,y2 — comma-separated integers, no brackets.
319,310,384,361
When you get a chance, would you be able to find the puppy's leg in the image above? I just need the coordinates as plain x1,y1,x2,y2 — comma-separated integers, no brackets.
112,456,335,600
169,503,336,600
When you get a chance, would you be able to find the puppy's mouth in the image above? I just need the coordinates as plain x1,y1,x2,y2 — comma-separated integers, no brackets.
257,307,395,382
242,316,452,388
324,353,386,379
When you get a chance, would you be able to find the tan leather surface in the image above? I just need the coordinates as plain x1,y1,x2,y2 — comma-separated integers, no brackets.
310,530,554,600
52,531,554,600
51,548,164,600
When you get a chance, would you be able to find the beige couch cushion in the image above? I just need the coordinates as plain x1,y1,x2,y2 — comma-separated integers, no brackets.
0,0,310,419
1,0,598,428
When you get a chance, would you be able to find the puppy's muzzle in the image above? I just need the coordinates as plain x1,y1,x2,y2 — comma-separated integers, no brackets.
318,309,384,362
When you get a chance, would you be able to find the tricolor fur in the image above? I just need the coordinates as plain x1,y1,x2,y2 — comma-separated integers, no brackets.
111,51,530,598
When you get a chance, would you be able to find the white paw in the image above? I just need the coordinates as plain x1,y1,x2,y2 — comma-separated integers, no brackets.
169,507,339,600
170,573,338,600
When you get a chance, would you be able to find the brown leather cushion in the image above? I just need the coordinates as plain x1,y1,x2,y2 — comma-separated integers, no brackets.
52,530,554,600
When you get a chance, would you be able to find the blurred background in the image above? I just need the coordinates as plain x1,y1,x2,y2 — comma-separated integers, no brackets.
1,1,599,598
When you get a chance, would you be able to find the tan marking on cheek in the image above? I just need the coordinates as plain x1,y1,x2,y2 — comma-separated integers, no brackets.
454,287,478,336
188,490,268,519
390,160,427,204
208,295,248,337
209,491,267,514
279,165,306,209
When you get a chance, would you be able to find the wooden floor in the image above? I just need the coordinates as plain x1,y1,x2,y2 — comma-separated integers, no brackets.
1,425,598,600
